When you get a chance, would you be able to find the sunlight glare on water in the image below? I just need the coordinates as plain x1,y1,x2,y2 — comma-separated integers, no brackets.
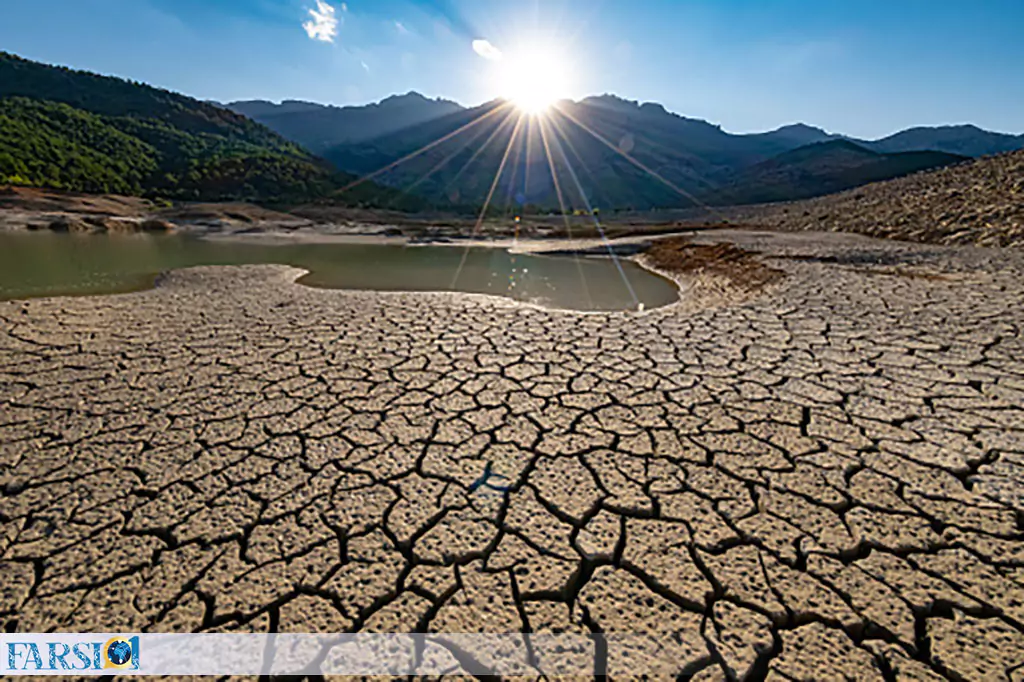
0,233,678,312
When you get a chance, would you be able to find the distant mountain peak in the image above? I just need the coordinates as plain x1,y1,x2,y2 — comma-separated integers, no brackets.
584,93,638,106
910,123,984,132
229,91,464,152
775,123,830,134
578,94,721,131
378,91,462,109
379,91,430,105
751,123,839,150
639,102,668,114
869,124,1023,156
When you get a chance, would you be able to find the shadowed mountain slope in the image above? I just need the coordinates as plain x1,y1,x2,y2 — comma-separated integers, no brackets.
716,148,1024,247
864,125,1024,158
321,97,982,210
229,93,464,153
707,140,968,206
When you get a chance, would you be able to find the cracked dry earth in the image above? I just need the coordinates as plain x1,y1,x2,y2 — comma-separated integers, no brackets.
2,230,1024,680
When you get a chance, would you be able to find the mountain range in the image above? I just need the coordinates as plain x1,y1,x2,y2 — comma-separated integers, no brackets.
1,51,1021,212
228,94,463,153
706,140,967,206
232,93,1024,163
260,93,1011,210
229,92,1022,210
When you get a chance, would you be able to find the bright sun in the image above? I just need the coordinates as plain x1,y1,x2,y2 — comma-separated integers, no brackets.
495,47,571,114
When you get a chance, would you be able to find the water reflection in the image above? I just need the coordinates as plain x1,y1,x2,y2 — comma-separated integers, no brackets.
0,233,678,311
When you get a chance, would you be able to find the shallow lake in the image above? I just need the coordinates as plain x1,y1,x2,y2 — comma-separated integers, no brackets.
0,233,678,311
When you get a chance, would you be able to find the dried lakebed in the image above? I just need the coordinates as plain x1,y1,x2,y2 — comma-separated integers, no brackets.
0,232,678,312
1,229,1023,679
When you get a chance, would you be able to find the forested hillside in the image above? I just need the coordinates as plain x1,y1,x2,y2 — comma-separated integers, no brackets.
0,52,419,208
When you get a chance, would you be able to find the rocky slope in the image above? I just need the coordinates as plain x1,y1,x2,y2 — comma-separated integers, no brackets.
715,149,1024,247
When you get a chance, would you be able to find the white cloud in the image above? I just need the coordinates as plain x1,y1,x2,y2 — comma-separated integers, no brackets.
395,21,410,35
303,0,340,43
472,39,502,61
361,60,370,72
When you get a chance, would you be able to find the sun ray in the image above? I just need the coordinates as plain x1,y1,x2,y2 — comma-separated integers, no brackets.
544,111,614,209
441,106,520,195
523,117,534,202
538,115,593,308
541,114,640,308
336,102,514,196
537,117,575,222
501,118,527,215
473,111,526,230
401,109,504,197
450,113,527,289
552,103,723,218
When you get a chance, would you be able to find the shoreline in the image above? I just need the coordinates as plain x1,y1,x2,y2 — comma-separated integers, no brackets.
0,228,691,313
199,227,694,253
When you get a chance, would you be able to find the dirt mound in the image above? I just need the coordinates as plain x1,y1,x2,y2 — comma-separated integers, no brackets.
0,187,304,232
155,202,301,225
645,237,785,290
0,185,154,216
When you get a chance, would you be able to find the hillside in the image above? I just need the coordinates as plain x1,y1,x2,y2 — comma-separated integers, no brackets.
707,140,967,206
319,94,1019,211
322,96,813,211
0,52,419,208
864,125,1024,158
714,148,1024,247
743,123,840,150
229,93,464,153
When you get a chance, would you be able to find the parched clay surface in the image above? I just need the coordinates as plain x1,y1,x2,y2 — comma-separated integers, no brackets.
1,230,1023,679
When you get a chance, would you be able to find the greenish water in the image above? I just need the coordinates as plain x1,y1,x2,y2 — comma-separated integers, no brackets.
0,233,678,311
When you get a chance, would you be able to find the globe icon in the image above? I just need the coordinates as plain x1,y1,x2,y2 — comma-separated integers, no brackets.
107,640,133,666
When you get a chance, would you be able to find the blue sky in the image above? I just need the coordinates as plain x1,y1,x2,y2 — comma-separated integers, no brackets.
2,0,1022,138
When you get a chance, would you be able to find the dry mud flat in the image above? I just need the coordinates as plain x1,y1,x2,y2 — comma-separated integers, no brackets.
1,230,1024,679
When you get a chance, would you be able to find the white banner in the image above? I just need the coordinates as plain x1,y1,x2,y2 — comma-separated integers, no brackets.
0,633,688,676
